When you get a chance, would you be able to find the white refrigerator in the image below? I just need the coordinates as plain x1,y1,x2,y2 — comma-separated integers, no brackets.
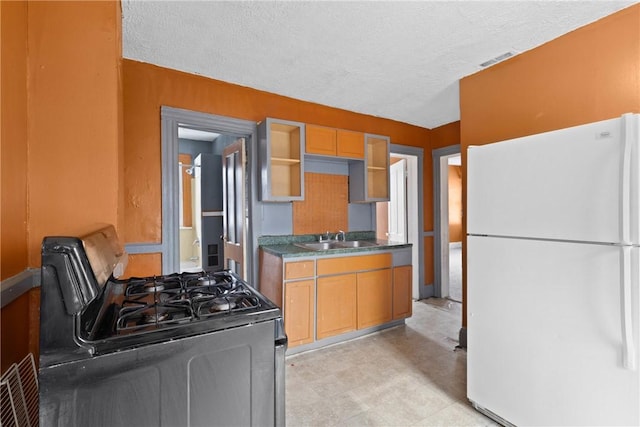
467,113,640,426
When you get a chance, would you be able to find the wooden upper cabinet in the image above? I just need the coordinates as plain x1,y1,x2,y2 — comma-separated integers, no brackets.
337,130,365,158
306,124,364,159
258,118,305,202
305,124,336,156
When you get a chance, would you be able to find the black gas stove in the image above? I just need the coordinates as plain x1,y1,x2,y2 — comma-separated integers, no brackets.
39,225,286,426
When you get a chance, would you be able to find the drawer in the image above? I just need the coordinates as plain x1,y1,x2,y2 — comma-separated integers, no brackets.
317,253,392,276
284,260,315,279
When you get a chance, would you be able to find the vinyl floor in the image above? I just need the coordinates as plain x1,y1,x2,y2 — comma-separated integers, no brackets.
285,298,497,426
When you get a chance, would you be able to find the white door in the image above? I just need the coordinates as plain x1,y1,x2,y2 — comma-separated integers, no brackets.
388,159,407,243
467,235,639,426
468,115,639,244
222,138,246,278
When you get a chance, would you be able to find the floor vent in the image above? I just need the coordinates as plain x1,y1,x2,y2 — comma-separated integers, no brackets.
1,353,38,427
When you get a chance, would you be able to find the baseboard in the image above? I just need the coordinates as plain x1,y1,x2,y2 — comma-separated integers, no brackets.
419,283,434,299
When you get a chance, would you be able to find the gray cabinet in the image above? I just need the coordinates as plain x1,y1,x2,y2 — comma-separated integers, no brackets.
349,134,390,202
258,118,305,202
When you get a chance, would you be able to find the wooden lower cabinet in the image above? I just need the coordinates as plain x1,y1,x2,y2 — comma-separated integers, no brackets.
356,269,392,329
285,260,314,280
260,249,409,351
317,274,357,339
392,265,412,319
284,280,315,347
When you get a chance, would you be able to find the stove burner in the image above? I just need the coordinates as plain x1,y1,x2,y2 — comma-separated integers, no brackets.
142,310,172,324
196,277,216,286
187,274,235,289
144,281,165,292
209,297,237,312
125,276,182,297
190,290,213,300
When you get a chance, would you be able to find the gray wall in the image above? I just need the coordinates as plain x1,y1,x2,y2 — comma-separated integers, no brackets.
260,156,376,236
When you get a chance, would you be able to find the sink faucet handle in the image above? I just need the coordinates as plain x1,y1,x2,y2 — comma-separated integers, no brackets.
319,231,330,242
336,230,346,241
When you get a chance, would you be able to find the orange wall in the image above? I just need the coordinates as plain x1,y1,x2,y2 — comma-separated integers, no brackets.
1,0,29,280
448,166,462,242
1,0,122,372
26,1,123,266
461,6,639,147
459,4,640,326
1,0,30,374
430,121,460,150
122,60,431,274
0,289,39,374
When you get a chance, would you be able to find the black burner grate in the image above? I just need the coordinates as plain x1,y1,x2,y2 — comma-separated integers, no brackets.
110,271,262,334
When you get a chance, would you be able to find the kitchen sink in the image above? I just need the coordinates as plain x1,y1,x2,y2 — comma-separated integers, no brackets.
335,240,378,248
294,242,338,250
294,240,379,251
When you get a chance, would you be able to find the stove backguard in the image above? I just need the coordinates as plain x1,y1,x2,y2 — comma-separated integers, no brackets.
40,225,126,367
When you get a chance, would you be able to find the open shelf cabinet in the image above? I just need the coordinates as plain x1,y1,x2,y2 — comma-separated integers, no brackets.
349,134,390,202
259,118,305,201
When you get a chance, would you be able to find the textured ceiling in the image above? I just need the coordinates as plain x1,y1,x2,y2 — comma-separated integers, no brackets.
122,1,636,129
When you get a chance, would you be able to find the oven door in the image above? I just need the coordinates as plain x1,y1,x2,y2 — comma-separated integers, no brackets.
40,320,277,427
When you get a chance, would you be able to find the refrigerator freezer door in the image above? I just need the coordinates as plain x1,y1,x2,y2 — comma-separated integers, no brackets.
467,236,639,426
467,115,640,244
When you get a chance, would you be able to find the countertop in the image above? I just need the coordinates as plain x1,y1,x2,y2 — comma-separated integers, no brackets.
259,233,411,258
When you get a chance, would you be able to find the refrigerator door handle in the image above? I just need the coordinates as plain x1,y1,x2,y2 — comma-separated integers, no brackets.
620,114,633,245
620,114,636,370
621,246,636,370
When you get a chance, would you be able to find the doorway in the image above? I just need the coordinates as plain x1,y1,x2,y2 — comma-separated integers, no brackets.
161,107,257,281
176,127,247,276
387,158,407,243
378,146,425,300
433,145,462,301
176,127,223,274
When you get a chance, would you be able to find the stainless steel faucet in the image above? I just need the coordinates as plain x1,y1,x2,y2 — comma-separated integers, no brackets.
336,230,346,241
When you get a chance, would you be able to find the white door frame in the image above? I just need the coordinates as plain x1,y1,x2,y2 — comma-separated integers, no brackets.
388,158,407,243
432,144,461,298
390,145,424,299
